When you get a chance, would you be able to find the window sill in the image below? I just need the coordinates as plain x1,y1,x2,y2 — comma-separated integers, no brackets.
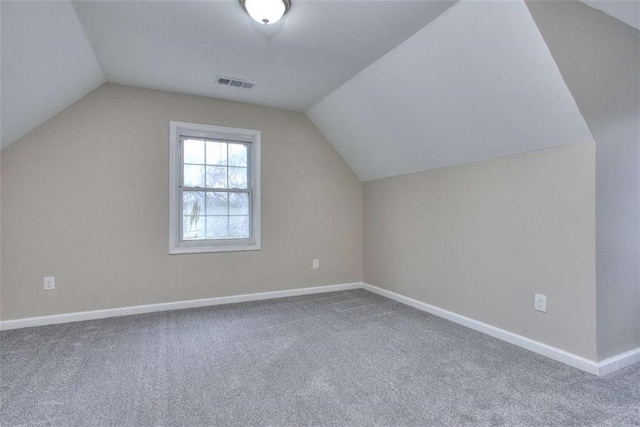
169,243,261,255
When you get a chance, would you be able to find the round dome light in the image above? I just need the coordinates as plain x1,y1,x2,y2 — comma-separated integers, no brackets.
241,0,291,25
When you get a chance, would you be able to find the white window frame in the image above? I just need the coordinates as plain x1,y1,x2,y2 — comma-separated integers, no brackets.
169,121,261,254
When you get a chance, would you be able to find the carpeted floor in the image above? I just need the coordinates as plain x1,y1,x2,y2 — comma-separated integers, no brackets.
1,289,639,426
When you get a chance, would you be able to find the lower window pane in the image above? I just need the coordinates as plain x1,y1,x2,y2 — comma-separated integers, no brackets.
229,192,249,215
183,191,205,216
229,216,249,238
183,215,205,240
206,216,228,239
206,192,228,215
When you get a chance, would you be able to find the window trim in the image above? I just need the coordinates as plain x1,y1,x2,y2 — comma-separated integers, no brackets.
169,121,261,254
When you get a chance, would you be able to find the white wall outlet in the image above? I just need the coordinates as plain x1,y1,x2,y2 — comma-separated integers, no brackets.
44,276,55,291
312,259,320,270
534,294,547,312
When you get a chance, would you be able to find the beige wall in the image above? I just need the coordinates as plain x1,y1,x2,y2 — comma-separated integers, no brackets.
528,0,640,361
1,84,363,320
0,80,608,363
364,143,598,360
0,141,2,312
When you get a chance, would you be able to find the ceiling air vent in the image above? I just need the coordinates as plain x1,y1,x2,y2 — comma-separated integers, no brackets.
216,76,256,90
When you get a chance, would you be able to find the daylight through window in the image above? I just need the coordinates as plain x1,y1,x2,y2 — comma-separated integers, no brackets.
170,122,261,254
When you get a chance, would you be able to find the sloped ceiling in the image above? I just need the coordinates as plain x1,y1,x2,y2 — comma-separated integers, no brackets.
307,0,594,181
3,0,622,164
1,1,105,148
72,0,456,113
1,0,458,149
581,0,640,31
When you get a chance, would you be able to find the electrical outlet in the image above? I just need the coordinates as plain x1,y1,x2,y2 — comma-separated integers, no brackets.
312,259,319,270
534,294,546,312
44,276,55,291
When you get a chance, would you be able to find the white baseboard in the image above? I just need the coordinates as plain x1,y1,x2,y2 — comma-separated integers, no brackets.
363,283,639,377
0,282,363,331
598,347,640,376
2,280,637,376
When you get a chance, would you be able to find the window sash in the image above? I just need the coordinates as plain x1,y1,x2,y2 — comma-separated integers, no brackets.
179,188,253,243
178,137,253,243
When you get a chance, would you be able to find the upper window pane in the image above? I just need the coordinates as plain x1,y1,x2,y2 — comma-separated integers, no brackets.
184,165,205,188
184,140,249,189
206,166,227,188
183,139,205,164
228,143,247,167
206,141,227,166
228,167,248,189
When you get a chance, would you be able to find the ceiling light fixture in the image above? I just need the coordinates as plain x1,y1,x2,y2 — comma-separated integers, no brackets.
240,0,291,25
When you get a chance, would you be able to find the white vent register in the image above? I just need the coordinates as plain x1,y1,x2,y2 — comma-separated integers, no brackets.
216,76,256,90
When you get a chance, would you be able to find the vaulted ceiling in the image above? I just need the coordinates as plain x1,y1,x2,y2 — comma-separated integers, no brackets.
2,0,636,181
581,0,640,31
1,0,105,148
1,0,456,148
72,0,455,112
307,0,594,180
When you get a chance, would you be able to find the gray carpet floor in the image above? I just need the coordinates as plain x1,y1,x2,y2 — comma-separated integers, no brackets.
1,289,639,426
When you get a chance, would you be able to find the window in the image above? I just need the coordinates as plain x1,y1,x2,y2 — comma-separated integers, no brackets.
169,121,261,254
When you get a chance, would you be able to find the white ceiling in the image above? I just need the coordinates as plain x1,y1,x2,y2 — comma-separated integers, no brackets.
71,0,456,112
581,0,640,31
307,0,594,181
1,0,105,148
1,0,457,149
1,0,628,182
